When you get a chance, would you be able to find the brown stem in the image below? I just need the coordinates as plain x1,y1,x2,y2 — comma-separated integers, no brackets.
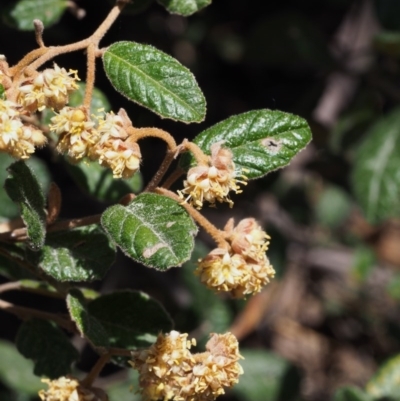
182,140,209,165
0,214,102,242
84,44,96,108
47,182,62,225
0,281,22,294
145,150,177,192
9,47,48,77
0,280,64,299
0,298,75,332
155,188,229,248
127,127,177,151
81,354,111,387
0,247,42,280
161,167,185,190
10,2,126,88
33,20,45,48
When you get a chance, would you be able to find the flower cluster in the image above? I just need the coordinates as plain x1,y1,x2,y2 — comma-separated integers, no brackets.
17,64,79,112
130,330,243,401
179,142,246,209
38,376,108,401
0,98,46,159
49,107,142,178
196,218,275,298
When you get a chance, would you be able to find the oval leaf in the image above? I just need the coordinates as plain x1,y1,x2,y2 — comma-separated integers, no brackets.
157,0,211,16
5,0,68,30
101,193,197,270
16,319,79,379
103,41,206,123
88,290,173,349
5,161,46,250
352,108,400,224
66,289,109,348
180,109,312,179
366,354,400,400
64,159,142,203
28,225,116,282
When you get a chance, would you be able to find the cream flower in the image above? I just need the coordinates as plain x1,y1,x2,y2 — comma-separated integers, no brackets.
50,107,98,161
196,218,275,298
38,376,108,401
179,142,246,209
18,64,79,112
0,99,46,159
130,331,243,401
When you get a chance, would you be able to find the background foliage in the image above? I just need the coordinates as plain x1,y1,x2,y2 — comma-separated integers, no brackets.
2,0,400,400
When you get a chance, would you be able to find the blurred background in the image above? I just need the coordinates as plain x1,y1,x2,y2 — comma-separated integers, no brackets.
2,0,400,400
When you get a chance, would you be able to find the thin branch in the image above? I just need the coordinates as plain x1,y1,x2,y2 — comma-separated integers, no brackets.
81,353,111,387
155,187,229,248
0,298,75,332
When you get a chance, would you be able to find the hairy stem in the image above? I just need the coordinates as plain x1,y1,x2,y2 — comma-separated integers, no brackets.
155,188,229,248
127,127,177,151
84,44,96,108
145,150,177,192
182,140,209,165
162,167,185,189
81,354,111,387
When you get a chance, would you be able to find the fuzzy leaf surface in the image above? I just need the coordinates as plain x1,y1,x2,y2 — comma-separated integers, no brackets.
103,41,206,122
366,354,400,399
88,290,173,349
157,0,211,16
5,0,68,30
180,109,312,179
352,108,400,224
66,289,109,348
28,225,115,282
5,161,46,249
101,193,197,270
16,319,79,379
65,159,142,203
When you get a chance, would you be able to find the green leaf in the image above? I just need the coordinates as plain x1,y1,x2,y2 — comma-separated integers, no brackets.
88,290,173,350
103,41,206,123
28,225,115,282
16,319,79,379
366,354,400,400
352,108,400,224
315,185,352,228
5,0,68,31
101,193,197,270
157,0,211,16
0,154,50,222
0,340,44,395
234,349,299,401
66,289,109,348
181,109,312,179
0,243,36,280
334,386,373,401
68,82,111,113
5,161,46,249
0,83,5,99
65,159,142,203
